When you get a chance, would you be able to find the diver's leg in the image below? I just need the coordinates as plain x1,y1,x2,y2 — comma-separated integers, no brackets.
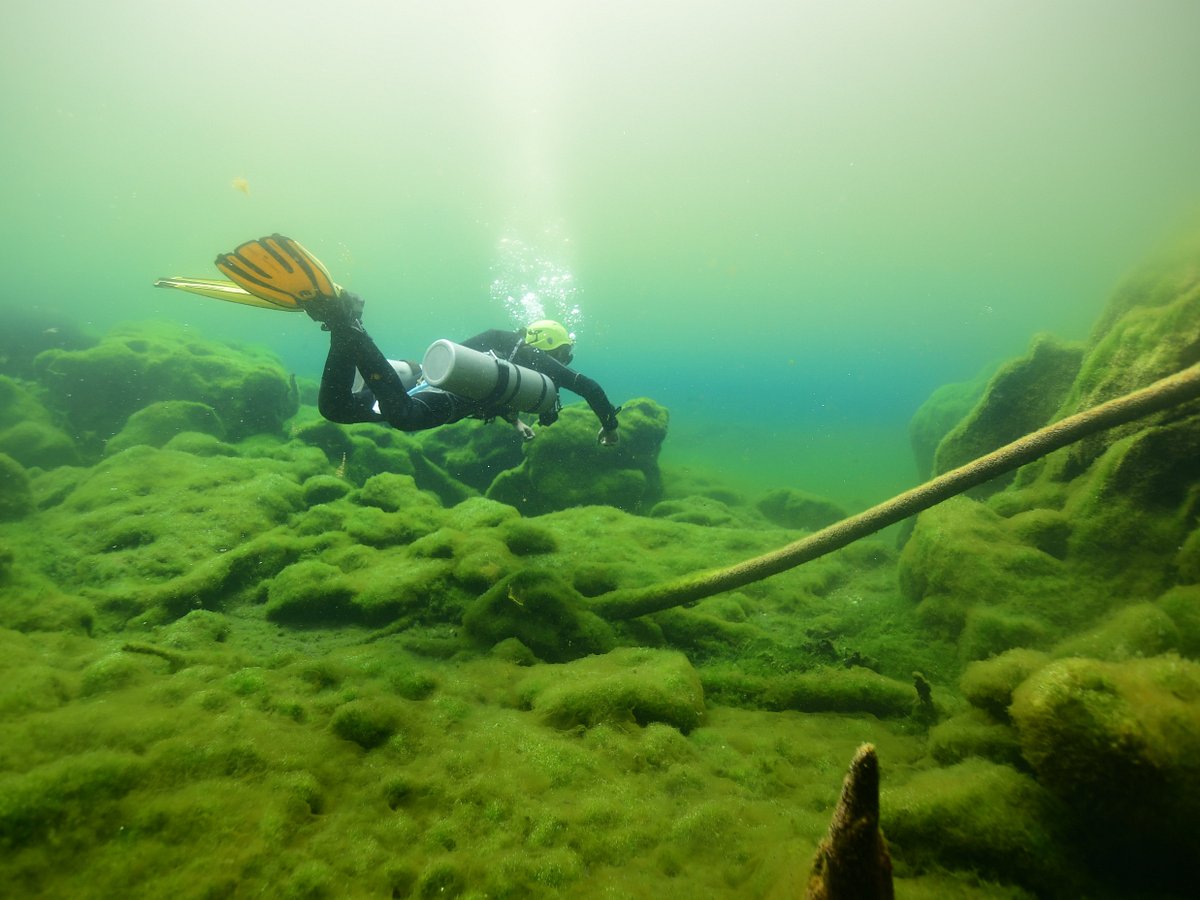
309,295,457,431
316,327,384,423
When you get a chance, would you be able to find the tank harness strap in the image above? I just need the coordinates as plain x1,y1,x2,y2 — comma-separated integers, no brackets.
480,352,512,408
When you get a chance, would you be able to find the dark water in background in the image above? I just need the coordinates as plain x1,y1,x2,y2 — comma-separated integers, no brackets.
3,0,1200,508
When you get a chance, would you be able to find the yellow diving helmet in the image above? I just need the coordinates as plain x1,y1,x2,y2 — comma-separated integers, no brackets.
524,319,574,351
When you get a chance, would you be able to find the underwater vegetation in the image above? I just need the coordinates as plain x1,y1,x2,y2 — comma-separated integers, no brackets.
2,233,1200,897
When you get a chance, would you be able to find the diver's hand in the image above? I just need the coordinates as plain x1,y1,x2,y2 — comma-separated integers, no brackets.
597,426,619,446
514,419,536,442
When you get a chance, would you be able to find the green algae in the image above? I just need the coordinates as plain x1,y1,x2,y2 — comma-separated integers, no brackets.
0,452,33,520
1010,655,1200,878
4,236,1200,898
517,647,705,732
103,399,227,455
463,569,616,662
756,486,848,530
883,759,1072,894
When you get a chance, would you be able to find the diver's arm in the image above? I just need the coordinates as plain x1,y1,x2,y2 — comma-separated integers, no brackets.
520,350,620,437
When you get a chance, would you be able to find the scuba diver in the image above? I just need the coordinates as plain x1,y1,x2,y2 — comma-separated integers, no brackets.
157,234,620,444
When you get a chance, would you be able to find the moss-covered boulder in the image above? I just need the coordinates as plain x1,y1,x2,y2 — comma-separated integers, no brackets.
1157,585,1200,657
1059,417,1200,596
0,308,94,379
1051,602,1180,661
265,560,357,625
0,375,81,469
932,333,1083,497
414,417,525,493
702,665,918,718
32,322,299,449
518,647,705,732
0,453,34,520
899,497,1078,655
330,697,407,749
907,364,992,480
883,759,1071,894
0,421,81,469
19,446,307,614
755,488,846,531
485,398,668,515
1010,655,1200,878
462,569,616,662
104,400,226,455
648,495,738,527
1019,235,1200,486
959,648,1051,721
926,711,1025,768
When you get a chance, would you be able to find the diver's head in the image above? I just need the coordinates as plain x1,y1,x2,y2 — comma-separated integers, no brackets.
525,319,575,363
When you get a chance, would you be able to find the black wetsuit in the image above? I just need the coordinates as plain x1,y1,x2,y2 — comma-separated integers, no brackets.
318,321,619,433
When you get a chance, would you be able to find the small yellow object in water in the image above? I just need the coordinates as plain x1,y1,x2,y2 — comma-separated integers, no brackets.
231,176,250,195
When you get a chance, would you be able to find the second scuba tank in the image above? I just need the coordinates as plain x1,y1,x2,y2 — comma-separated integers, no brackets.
352,359,421,393
421,340,558,415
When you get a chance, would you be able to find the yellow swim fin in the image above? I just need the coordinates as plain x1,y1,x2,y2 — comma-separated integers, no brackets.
153,276,301,311
214,233,340,310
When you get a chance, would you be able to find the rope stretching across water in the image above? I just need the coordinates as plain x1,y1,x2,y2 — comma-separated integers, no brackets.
589,363,1200,621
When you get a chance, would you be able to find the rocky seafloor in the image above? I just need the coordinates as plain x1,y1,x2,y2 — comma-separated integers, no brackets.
1,234,1198,898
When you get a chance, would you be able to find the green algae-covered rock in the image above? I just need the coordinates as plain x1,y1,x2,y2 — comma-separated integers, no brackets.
760,666,916,717
1051,602,1180,661
0,452,34,520
485,398,668,515
959,648,1051,721
0,750,144,849
357,472,437,512
1010,655,1200,872
265,560,356,625
414,416,525,493
32,322,298,447
0,421,81,469
301,473,351,505
1178,527,1200,584
883,759,1071,894
25,446,306,609
104,400,226,455
907,364,992,480
927,711,1025,768
0,374,55,431
957,606,1049,664
289,416,355,463
159,610,231,650
648,495,738,527
1157,585,1200,657
1060,418,1200,597
80,650,168,696
1005,507,1071,559
932,333,1083,497
755,488,846,531
351,558,452,626
330,697,406,749
1025,235,1200,484
0,568,95,635
497,519,558,555
701,665,917,718
463,569,616,662
899,497,1074,651
519,647,705,733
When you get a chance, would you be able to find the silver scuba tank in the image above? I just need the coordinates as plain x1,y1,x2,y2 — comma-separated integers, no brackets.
420,339,558,415
352,359,422,393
